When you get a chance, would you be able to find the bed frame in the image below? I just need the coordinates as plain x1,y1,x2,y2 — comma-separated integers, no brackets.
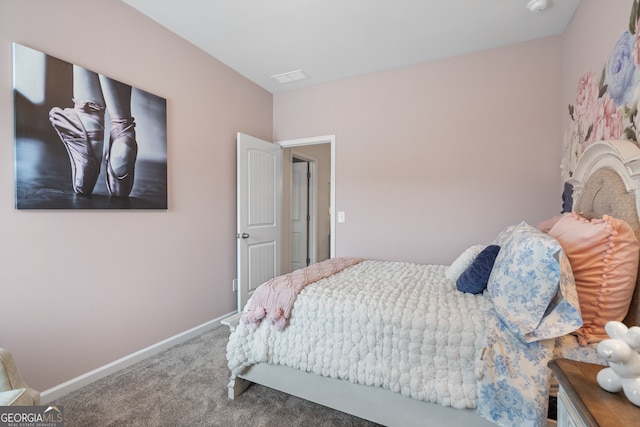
228,139,640,427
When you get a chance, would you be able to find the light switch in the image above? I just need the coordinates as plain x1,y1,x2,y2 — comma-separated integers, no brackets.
338,211,345,223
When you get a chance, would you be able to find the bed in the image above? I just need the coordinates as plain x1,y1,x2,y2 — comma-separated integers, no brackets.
226,139,640,427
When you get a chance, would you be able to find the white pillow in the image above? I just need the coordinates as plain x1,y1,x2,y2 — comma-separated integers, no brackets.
445,244,487,281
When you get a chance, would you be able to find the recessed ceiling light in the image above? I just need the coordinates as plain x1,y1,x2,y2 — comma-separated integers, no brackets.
527,0,549,12
271,70,309,84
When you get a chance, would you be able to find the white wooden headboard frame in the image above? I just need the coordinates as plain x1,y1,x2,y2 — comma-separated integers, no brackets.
568,139,640,214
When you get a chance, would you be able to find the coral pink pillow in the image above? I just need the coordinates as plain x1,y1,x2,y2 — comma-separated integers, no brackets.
535,214,564,233
548,213,640,345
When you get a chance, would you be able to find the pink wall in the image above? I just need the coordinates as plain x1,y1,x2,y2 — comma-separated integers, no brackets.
274,36,565,265
0,0,272,391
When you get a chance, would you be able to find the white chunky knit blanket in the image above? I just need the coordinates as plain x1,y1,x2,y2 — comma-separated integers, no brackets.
227,260,492,408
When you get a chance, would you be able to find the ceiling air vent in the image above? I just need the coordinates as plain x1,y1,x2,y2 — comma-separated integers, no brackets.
271,70,309,83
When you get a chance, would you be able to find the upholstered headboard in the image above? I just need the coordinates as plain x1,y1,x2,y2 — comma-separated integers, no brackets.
568,140,640,327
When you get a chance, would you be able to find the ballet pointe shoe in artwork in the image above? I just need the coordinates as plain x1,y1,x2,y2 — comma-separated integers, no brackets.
106,117,138,198
49,100,105,195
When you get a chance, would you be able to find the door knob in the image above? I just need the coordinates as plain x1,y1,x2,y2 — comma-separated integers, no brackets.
241,233,250,239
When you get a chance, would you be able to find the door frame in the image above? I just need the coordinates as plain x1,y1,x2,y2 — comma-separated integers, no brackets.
277,135,336,259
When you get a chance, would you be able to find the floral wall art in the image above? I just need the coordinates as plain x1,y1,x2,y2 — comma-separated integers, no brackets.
563,1,640,186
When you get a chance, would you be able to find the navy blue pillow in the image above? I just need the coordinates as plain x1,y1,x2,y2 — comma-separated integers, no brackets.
456,245,501,294
561,181,573,213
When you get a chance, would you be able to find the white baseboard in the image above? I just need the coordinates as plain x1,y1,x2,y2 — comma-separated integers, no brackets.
40,312,235,403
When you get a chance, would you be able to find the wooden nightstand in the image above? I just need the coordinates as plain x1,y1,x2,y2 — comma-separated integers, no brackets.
548,358,640,427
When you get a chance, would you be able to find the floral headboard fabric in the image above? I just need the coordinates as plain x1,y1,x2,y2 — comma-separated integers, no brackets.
563,1,640,182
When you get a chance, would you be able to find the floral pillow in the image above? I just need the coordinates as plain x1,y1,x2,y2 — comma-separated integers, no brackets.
487,222,582,343
548,213,640,345
492,224,518,246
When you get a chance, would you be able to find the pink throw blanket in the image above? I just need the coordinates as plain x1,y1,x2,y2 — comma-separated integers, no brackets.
241,257,364,330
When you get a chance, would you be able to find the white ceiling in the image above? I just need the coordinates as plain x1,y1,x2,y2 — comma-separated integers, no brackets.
121,0,581,94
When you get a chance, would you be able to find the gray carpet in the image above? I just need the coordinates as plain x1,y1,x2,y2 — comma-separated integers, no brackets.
52,326,381,426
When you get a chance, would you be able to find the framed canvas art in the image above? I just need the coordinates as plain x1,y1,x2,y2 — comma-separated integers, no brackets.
12,43,167,209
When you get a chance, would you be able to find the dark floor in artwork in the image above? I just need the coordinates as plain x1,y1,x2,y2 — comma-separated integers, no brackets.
14,136,167,210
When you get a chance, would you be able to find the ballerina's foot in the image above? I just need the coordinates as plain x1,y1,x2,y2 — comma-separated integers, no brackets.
48,101,105,195
106,118,138,198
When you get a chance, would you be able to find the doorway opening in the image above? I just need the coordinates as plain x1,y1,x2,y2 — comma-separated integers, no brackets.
278,135,335,274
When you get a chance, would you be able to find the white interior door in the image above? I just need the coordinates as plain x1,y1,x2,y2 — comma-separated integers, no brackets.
237,133,282,312
291,160,309,270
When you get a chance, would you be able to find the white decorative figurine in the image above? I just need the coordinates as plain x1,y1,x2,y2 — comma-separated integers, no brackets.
596,321,640,407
